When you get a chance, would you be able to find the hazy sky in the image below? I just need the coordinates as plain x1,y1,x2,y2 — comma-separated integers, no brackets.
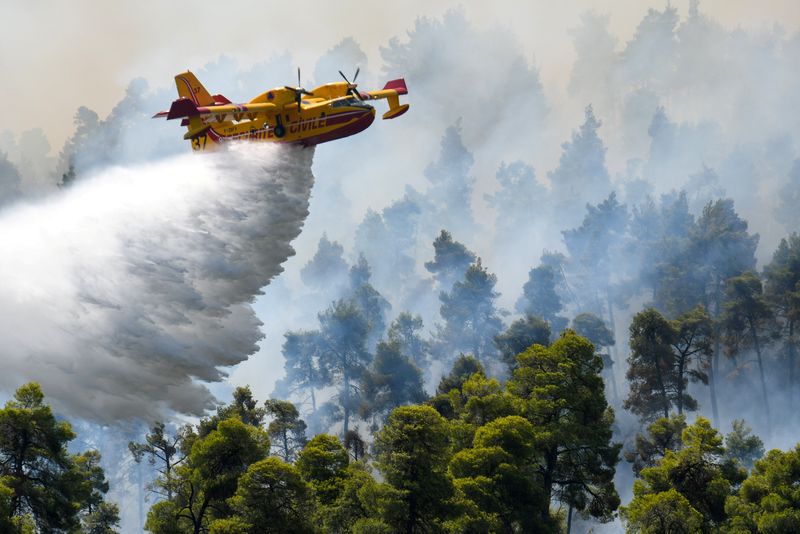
2,0,798,153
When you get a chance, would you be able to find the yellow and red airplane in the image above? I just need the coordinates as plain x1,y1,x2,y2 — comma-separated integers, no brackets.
154,69,408,150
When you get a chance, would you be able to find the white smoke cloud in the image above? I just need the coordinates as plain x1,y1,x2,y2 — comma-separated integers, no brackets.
0,143,315,422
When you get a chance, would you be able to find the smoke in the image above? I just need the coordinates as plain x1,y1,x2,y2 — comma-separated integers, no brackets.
0,142,315,422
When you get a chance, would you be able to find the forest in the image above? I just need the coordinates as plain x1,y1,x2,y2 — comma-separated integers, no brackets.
2,2,800,533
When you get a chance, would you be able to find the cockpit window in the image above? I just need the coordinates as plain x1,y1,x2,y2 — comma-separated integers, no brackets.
332,97,373,109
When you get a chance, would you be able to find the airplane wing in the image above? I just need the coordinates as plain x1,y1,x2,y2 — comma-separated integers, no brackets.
153,98,278,122
364,79,409,119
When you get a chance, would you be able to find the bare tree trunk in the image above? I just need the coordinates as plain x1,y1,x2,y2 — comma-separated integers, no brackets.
567,503,573,534
606,289,619,402
750,318,771,433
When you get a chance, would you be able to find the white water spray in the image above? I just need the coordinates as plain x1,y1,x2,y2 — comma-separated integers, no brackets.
0,143,315,422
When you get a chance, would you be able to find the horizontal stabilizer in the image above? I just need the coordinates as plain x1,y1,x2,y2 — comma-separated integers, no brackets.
383,78,408,95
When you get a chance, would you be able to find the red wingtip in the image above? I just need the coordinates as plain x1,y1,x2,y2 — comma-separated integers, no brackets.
383,78,408,95
212,94,231,105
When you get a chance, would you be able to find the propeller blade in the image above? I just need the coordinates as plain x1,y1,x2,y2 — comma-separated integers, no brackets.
338,70,350,84
297,67,301,88
353,67,360,83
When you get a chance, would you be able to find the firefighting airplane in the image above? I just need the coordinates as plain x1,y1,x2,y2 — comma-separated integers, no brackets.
153,68,408,150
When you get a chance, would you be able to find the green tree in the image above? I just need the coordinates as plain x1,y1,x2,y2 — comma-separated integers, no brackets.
622,418,745,532
448,415,550,533
572,312,617,397
724,444,800,532
689,199,758,426
374,405,453,533
625,308,679,421
82,502,121,534
425,230,477,292
344,428,366,462
296,434,349,508
0,382,112,532
763,234,800,405
434,259,503,365
387,312,431,370
129,422,190,500
623,488,703,534
215,457,313,534
274,330,327,412
724,420,764,471
515,265,567,334
317,300,373,435
494,315,551,368
263,399,307,462
722,272,773,430
146,418,269,534
360,341,426,425
509,331,621,525
625,415,687,476
670,306,713,414
198,386,267,437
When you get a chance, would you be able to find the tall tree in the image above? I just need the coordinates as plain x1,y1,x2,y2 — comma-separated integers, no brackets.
515,265,567,333
689,199,758,425
423,121,477,234
300,234,349,296
448,415,550,533
347,258,391,350
763,234,800,404
0,383,114,532
387,312,431,370
669,306,713,415
625,308,678,422
274,330,327,412
263,400,307,463
724,445,800,532
572,312,617,398
509,331,620,526
625,307,712,422
722,272,773,431
424,230,476,292
563,192,629,352
374,405,453,534
548,105,613,224
434,259,503,366
213,457,314,534
359,341,426,425
776,160,800,232
146,418,269,534
198,386,267,437
317,300,372,435
621,418,745,533
724,420,764,471
624,415,687,476
296,434,349,510
129,422,190,500
494,315,551,368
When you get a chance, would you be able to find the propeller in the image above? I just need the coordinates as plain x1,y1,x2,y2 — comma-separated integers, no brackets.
284,68,314,112
338,68,362,100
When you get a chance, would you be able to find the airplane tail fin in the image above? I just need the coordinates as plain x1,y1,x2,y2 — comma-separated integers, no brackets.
174,71,214,106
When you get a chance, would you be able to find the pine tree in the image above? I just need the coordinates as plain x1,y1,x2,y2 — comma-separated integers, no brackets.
434,259,503,366
424,229,476,292
722,272,773,432
548,105,613,223
509,331,620,525
317,300,372,435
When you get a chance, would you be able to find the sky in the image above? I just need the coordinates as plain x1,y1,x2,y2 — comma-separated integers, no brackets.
3,0,799,154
